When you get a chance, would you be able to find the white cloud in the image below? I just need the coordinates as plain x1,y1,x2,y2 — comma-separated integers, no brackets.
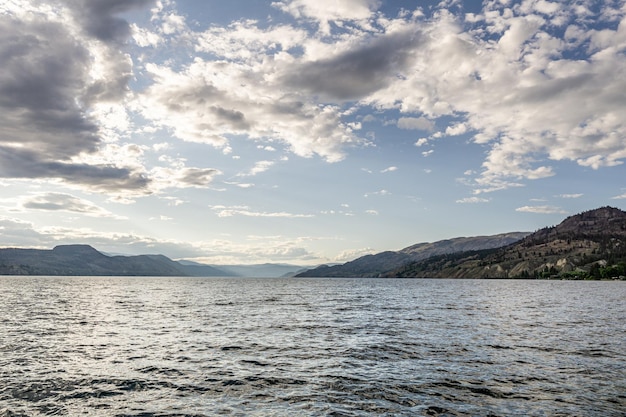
151,166,222,190
0,214,331,264
515,205,568,214
0,1,151,193
238,160,275,177
359,4,626,191
415,138,429,147
0,215,206,259
445,123,468,136
333,247,375,262
13,193,125,219
556,193,583,199
381,166,398,173
365,209,379,215
136,56,361,162
456,197,490,204
397,117,435,131
209,205,314,218
611,193,626,200
131,24,162,47
272,0,380,34
364,189,390,197
9,1,622,198
226,182,255,189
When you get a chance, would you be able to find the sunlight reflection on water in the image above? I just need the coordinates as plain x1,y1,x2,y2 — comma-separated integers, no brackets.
0,277,625,416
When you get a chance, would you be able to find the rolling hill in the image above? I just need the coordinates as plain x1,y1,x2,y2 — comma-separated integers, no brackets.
296,232,529,277
385,206,626,279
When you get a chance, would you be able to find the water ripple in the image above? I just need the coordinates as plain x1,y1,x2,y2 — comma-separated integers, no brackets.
0,277,624,416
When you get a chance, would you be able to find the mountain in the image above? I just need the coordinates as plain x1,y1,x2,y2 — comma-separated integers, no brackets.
386,207,626,279
176,260,236,277
0,245,306,277
296,232,530,277
213,263,307,278
0,245,190,276
176,260,305,277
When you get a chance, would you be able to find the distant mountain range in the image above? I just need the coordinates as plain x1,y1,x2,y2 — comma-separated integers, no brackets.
296,232,530,277
2,207,625,279
0,245,303,277
384,206,626,279
297,207,626,279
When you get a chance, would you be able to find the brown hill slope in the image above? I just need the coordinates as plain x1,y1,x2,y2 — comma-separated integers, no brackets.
386,207,626,279
296,232,529,277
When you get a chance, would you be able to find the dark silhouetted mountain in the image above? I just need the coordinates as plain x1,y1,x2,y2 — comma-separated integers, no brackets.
296,232,529,277
386,207,626,279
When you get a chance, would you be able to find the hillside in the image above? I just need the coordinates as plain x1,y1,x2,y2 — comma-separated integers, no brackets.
296,232,529,277
0,245,193,276
0,245,305,277
386,207,626,279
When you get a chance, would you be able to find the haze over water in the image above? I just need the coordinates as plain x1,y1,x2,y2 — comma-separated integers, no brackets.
1,277,624,416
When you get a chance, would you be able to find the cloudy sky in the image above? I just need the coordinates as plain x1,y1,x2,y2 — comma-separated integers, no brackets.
1,0,625,265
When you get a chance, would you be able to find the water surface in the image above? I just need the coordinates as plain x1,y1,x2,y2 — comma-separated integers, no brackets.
1,277,624,416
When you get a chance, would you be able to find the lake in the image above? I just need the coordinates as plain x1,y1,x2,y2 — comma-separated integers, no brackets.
0,277,624,416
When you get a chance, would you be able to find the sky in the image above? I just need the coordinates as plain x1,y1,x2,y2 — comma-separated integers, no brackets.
0,0,625,266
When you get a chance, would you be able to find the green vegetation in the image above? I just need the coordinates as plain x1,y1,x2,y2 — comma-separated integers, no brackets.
385,207,626,280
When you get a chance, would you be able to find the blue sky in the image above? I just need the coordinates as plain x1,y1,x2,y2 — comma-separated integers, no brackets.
0,0,625,265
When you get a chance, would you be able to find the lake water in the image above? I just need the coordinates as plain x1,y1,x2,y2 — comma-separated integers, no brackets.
0,277,624,416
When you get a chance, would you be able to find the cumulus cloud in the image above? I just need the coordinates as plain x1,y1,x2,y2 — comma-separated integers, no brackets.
151,166,222,190
191,234,324,265
0,1,152,193
445,123,468,136
358,3,626,190
397,117,435,131
17,192,123,218
3,0,625,200
515,205,568,214
272,0,380,34
333,247,375,263
136,57,360,162
65,0,155,43
0,216,50,248
238,161,275,177
283,26,420,101
556,193,583,199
